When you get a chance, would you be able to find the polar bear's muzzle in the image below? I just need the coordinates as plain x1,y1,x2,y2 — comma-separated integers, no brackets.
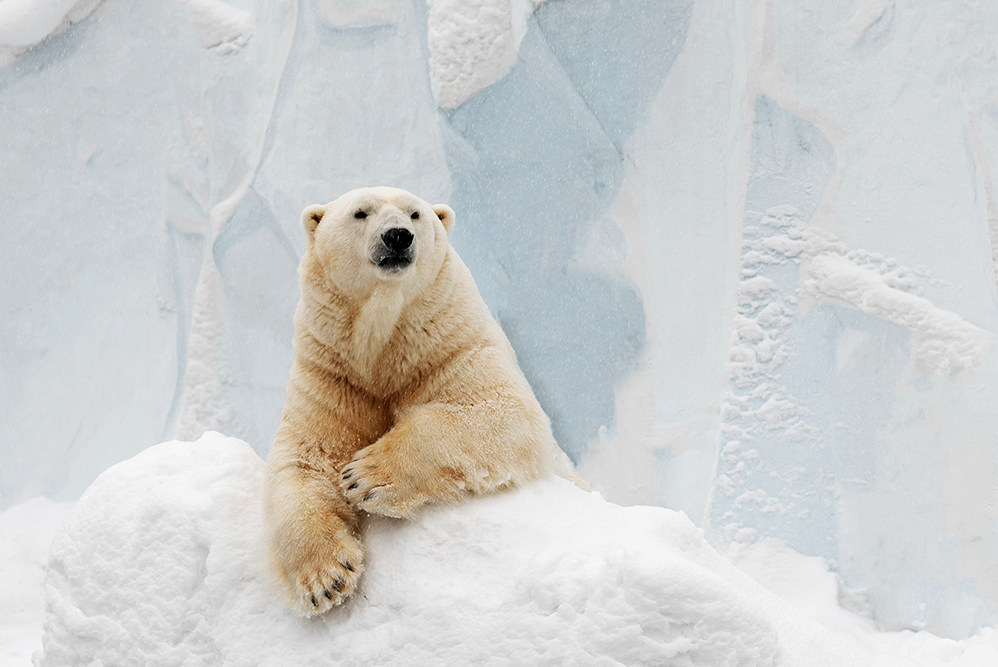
372,227,416,272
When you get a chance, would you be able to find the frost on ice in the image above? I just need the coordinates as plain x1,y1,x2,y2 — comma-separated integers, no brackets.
36,433,863,667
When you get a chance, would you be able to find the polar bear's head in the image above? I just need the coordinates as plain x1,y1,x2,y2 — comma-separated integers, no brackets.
300,186,455,300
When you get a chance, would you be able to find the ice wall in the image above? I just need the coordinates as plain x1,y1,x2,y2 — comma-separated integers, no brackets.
706,0,998,639
1,0,997,640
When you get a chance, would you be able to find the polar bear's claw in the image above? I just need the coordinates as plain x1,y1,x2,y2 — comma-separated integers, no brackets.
295,561,358,616
340,446,398,511
278,519,365,617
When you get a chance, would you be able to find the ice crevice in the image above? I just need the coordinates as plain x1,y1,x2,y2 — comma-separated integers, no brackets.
842,0,894,48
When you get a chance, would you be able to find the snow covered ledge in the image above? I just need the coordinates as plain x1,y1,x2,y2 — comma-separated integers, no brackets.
37,432,861,666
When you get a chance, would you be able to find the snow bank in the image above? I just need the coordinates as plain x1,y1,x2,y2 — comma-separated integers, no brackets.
0,498,70,667
37,432,862,667
725,538,998,667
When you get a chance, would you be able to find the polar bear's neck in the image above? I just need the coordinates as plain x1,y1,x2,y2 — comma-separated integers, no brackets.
350,284,406,369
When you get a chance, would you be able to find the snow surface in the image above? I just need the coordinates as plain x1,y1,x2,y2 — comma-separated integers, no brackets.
0,432,991,666
2,0,998,643
38,433,847,666
725,538,998,667
0,497,70,667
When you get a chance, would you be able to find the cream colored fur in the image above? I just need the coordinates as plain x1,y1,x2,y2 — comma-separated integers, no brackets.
263,186,585,617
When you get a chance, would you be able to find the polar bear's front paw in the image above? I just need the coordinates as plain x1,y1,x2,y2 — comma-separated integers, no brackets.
340,445,422,519
282,524,364,617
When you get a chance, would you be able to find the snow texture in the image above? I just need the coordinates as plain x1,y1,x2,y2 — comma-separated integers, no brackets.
3,0,998,642
2,482,996,667
37,433,864,667
427,0,516,110
725,538,998,667
426,0,542,109
0,498,70,667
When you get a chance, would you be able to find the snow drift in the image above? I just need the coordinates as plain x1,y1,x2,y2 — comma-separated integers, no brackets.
37,432,861,667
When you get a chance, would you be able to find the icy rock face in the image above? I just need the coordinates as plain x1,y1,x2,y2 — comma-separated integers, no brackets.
38,433,863,667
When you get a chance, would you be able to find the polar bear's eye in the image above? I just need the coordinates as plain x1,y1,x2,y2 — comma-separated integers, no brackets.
354,210,367,220
411,211,419,220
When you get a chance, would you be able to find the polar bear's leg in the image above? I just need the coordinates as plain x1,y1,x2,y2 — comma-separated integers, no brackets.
264,453,365,616
338,396,553,518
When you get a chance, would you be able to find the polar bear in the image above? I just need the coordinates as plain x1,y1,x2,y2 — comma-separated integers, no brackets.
263,186,584,616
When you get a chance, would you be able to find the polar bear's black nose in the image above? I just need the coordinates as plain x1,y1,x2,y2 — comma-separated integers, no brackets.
382,228,414,253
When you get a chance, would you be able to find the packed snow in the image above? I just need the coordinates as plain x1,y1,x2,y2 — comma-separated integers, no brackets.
0,432,989,666
0,498,70,667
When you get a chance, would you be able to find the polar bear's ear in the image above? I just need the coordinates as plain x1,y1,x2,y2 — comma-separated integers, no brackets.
433,204,455,234
301,205,326,239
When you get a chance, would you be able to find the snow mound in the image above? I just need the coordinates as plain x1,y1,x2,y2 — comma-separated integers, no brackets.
37,432,861,666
